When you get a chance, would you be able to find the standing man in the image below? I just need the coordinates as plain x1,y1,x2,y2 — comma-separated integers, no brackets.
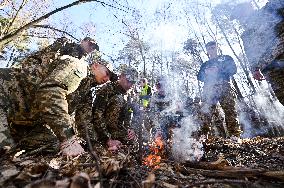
92,66,139,152
197,41,241,138
139,78,152,108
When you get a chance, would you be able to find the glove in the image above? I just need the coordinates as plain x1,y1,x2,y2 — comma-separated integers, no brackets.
60,136,85,156
107,139,122,152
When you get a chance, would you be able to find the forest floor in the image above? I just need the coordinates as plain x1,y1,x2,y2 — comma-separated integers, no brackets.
0,136,283,188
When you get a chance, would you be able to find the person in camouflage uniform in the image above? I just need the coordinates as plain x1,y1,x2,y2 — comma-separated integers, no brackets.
92,66,138,152
67,59,117,146
11,37,99,124
197,41,241,138
0,69,22,149
232,1,284,105
0,37,114,156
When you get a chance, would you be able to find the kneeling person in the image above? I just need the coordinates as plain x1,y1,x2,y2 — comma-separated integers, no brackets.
92,67,138,152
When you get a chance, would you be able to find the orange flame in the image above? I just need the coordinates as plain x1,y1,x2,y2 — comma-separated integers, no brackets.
143,136,164,169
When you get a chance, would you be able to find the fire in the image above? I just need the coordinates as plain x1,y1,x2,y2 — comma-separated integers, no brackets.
143,136,164,169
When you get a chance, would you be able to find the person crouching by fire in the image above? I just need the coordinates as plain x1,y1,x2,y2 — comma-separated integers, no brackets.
92,66,139,152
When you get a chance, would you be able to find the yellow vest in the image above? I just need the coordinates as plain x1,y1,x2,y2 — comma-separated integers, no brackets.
141,84,150,107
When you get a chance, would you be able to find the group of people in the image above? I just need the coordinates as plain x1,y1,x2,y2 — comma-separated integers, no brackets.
0,0,283,158
0,37,276,158
0,37,139,156
139,41,241,141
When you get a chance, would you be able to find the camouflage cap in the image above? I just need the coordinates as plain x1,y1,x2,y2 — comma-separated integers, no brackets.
98,59,113,71
121,66,139,83
83,37,96,44
83,37,99,51
98,59,118,82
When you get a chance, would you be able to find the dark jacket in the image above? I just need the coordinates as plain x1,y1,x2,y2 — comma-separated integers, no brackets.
197,55,237,84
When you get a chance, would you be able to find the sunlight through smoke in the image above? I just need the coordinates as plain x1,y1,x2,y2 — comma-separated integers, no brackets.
240,83,284,138
172,116,203,163
151,23,186,51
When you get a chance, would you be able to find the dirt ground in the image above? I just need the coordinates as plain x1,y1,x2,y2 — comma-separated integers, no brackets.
0,136,283,188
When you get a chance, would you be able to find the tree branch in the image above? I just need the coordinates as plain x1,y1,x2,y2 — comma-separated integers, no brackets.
3,0,26,35
187,179,252,188
21,34,63,39
33,24,79,41
0,0,104,44
84,125,103,188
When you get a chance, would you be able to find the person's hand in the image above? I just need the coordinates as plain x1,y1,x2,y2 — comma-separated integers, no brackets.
107,139,122,152
127,129,137,140
253,69,265,81
60,137,85,157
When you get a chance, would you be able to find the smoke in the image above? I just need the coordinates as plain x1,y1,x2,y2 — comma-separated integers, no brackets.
171,116,204,163
150,71,204,163
239,83,284,138
253,84,284,136
230,0,283,69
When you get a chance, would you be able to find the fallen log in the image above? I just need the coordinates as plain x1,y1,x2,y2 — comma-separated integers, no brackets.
179,163,284,181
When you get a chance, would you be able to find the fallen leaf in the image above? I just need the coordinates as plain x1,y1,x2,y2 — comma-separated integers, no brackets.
162,182,178,188
142,172,155,188
1,168,20,178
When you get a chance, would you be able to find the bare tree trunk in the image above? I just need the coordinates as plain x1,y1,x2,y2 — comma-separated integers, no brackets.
232,77,243,99
160,52,163,75
233,27,250,72
151,56,156,87
137,34,147,76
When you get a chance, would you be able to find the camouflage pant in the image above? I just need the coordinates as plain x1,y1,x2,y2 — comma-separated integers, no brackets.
200,82,241,137
265,67,284,105
8,86,72,153
31,86,73,142
10,123,60,153
0,70,61,152
0,68,25,148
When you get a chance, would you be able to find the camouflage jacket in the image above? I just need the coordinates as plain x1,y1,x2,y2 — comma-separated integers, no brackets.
30,56,88,142
67,75,97,114
19,38,86,94
92,81,131,143
197,55,237,85
14,38,88,121
67,75,98,141
5,38,92,142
